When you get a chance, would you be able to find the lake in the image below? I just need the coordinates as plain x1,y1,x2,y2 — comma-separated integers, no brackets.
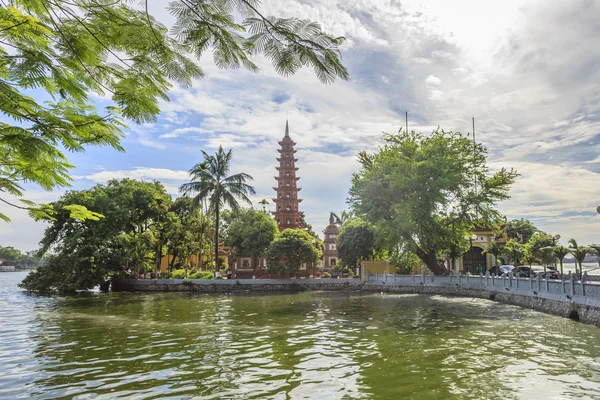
2,271,600,399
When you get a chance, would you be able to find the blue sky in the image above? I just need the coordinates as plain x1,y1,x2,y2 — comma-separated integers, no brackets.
3,0,600,251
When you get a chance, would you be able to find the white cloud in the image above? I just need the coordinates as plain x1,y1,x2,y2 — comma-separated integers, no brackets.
83,168,190,183
160,127,212,139
425,75,441,85
6,0,600,250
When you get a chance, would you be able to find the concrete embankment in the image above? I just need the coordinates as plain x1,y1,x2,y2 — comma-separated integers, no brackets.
112,278,600,327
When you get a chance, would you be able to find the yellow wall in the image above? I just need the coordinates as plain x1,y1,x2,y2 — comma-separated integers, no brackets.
361,260,395,281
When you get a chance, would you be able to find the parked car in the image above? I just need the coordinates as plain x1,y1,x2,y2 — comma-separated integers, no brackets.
543,270,561,279
514,266,536,278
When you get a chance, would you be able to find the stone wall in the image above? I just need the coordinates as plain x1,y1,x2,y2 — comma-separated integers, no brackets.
112,278,364,293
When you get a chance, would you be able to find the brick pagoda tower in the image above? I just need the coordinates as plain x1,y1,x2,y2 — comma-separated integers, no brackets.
272,120,302,231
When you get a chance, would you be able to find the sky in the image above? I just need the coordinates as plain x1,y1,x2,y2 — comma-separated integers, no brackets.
3,0,600,251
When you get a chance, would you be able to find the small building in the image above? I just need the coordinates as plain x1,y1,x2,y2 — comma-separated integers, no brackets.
322,214,339,271
456,227,499,273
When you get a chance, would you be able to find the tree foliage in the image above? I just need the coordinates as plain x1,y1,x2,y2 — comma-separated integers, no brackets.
19,179,171,293
337,218,377,269
180,146,255,276
1,0,348,221
266,229,320,276
504,219,539,243
227,208,278,269
568,238,592,278
349,128,518,275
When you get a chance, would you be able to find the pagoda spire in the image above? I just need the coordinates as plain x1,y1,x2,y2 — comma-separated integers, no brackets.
272,120,302,231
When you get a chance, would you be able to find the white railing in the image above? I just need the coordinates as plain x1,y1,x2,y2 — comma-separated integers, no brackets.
365,271,600,300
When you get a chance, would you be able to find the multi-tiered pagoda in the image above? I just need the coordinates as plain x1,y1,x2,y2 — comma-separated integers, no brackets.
272,121,303,231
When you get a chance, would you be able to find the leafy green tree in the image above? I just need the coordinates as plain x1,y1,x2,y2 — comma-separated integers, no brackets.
227,208,278,270
266,229,321,277
1,1,348,221
522,243,536,268
0,245,22,262
162,196,211,273
388,250,421,274
19,179,171,292
349,128,518,275
337,218,377,270
180,146,255,277
504,219,539,243
553,245,569,276
568,239,591,279
527,232,553,256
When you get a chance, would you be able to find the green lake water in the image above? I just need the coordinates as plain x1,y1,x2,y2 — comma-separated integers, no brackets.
2,271,600,399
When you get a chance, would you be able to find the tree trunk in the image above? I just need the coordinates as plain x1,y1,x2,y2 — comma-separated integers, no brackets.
415,247,447,275
214,206,220,278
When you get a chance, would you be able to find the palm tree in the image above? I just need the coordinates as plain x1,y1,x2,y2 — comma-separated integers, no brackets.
503,239,523,266
537,246,555,273
568,238,591,279
483,241,504,268
331,210,353,226
180,146,255,277
258,199,270,213
553,245,569,277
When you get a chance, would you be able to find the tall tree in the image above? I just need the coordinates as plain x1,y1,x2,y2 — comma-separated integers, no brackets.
553,245,569,276
1,1,348,221
504,219,539,243
349,128,518,275
20,179,171,292
503,239,523,266
337,218,377,271
266,229,321,277
568,239,591,279
227,208,278,270
180,146,255,277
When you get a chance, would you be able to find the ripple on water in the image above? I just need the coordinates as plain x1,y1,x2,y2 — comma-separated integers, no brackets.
2,273,600,399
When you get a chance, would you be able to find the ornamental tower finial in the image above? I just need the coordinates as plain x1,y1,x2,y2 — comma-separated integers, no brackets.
285,119,289,137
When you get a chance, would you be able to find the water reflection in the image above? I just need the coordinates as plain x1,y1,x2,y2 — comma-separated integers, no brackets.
2,272,600,399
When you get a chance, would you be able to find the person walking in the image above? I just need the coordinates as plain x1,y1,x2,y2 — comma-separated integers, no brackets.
226,267,233,280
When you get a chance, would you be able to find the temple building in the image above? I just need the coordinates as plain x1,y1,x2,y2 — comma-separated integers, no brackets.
322,214,339,271
272,121,303,231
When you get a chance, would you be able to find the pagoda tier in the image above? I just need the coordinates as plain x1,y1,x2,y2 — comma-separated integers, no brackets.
278,140,297,146
272,121,303,231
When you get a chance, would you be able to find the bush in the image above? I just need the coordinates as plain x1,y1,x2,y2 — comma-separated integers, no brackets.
322,272,331,278
182,279,193,286
347,270,355,278
189,270,214,280
171,269,185,279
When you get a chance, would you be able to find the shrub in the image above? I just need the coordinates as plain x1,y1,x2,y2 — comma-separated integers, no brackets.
171,269,185,279
182,279,193,286
347,270,355,278
322,272,331,278
189,270,214,280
